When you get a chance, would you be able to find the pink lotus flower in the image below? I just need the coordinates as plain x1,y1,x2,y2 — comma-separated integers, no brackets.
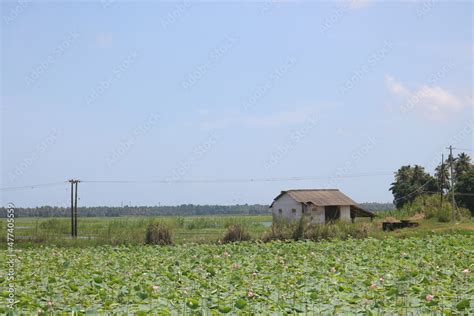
426,294,434,301
370,283,377,289
463,269,470,274
152,285,159,292
224,251,230,257
247,290,254,298
47,301,53,307
330,267,336,273
379,277,385,283
252,272,258,277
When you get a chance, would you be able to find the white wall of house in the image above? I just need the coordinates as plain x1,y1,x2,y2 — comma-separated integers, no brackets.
340,205,351,221
309,206,325,224
271,193,303,220
272,195,353,224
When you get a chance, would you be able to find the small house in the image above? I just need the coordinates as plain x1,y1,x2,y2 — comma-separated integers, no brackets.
270,189,374,223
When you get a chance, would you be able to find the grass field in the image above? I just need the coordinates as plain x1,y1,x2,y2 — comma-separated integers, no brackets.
2,234,472,314
0,215,272,247
2,214,474,248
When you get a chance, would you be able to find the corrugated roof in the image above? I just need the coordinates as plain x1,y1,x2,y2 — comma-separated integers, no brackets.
273,189,358,206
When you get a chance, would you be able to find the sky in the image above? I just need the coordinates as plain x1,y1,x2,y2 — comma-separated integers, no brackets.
1,0,473,207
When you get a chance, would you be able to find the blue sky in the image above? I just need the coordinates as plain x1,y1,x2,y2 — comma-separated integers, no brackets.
1,0,473,207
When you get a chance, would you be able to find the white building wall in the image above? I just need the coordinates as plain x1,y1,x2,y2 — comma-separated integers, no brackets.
340,205,351,221
271,193,303,221
310,206,325,224
272,195,352,224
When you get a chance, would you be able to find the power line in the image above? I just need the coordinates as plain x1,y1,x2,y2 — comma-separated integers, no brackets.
80,172,393,184
0,172,393,191
393,181,432,202
0,181,67,191
425,191,474,196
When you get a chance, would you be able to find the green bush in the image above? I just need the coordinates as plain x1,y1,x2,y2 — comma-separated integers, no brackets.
145,223,173,245
261,217,298,242
222,224,251,243
292,216,307,241
398,194,472,222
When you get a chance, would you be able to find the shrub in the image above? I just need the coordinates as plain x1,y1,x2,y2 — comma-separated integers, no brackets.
292,216,307,241
145,223,173,245
222,224,251,243
303,221,371,242
398,194,471,223
261,218,294,242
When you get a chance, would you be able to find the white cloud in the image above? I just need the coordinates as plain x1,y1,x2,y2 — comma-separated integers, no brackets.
384,75,410,96
384,75,471,120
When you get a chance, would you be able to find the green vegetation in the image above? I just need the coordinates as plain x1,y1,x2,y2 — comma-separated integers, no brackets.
389,152,473,215
222,225,251,243
145,222,173,245
382,194,471,223
0,215,271,248
2,235,472,314
0,204,269,218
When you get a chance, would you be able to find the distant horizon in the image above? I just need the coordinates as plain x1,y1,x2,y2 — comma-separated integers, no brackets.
3,201,395,209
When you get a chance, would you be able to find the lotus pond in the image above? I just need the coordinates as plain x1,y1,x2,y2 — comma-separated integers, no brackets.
2,234,473,314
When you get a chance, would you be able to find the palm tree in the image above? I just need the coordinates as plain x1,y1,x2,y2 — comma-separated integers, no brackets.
454,152,472,178
435,159,450,191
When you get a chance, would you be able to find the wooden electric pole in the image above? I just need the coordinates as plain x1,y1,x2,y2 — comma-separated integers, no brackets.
447,146,456,222
440,154,444,206
70,180,74,237
74,180,79,237
69,179,80,237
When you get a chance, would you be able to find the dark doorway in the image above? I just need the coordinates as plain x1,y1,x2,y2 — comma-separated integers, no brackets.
325,206,340,222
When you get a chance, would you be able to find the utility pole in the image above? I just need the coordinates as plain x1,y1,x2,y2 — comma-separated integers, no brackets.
70,180,74,237
440,154,444,206
69,179,80,237
447,146,456,222
74,180,79,237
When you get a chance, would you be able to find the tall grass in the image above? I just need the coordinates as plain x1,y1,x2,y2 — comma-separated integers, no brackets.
262,217,373,242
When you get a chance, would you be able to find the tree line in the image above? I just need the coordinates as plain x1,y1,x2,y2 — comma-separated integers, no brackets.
390,152,474,214
0,204,270,218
